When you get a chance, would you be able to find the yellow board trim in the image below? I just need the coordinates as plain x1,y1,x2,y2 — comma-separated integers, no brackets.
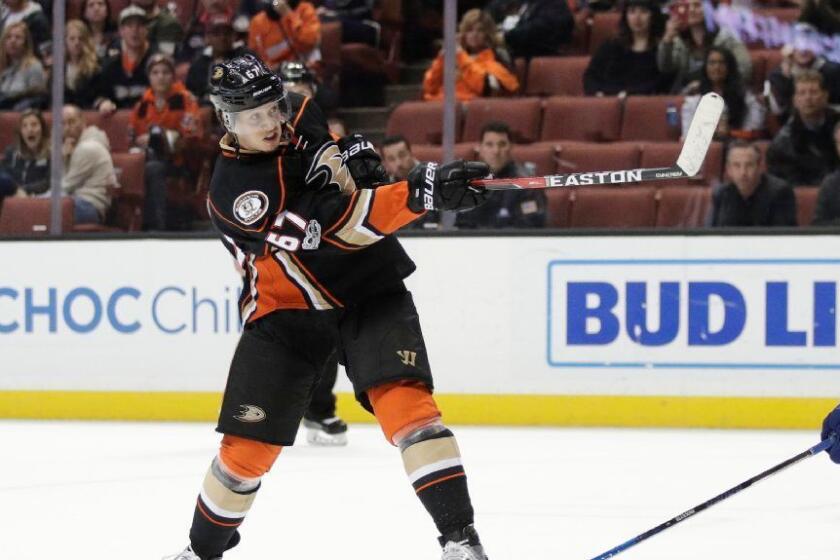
0,391,835,429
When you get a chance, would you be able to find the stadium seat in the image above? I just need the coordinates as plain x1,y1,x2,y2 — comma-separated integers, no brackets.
620,96,684,141
763,49,783,76
588,11,621,55
541,96,623,142
410,143,476,163
560,10,591,55
511,142,558,176
0,112,20,150
749,51,767,92
569,186,657,228
386,101,463,145
545,189,571,227
461,97,543,143
111,152,146,231
556,141,640,174
0,197,75,235
99,110,133,152
754,8,800,24
321,21,343,83
795,186,819,226
514,58,528,90
640,141,723,185
525,56,589,97
655,185,712,227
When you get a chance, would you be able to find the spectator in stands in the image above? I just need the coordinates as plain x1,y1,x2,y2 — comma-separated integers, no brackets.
277,60,343,133
0,109,48,196
658,0,751,93
768,70,839,186
423,9,518,101
81,0,118,58
248,0,321,71
709,141,796,227
317,0,378,46
681,47,765,140
58,105,114,225
584,0,668,97
381,135,419,181
186,14,251,106
181,0,234,63
131,0,183,57
130,53,202,230
799,0,840,36
812,122,840,225
63,20,102,109
0,21,45,110
497,0,574,59
0,0,48,60
94,6,157,114
457,121,545,229
768,23,840,123
380,134,439,230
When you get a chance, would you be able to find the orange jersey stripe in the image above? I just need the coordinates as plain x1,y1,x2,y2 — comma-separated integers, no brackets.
367,181,424,234
249,256,311,321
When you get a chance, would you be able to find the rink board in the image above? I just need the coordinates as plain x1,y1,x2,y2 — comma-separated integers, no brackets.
1,235,839,428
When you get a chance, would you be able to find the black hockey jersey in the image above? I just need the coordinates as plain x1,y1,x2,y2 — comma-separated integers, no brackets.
207,93,424,323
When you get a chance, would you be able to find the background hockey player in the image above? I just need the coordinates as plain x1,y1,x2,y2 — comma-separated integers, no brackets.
167,54,492,560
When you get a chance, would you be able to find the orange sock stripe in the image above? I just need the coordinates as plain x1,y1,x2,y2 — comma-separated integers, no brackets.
414,472,467,494
196,498,243,528
368,381,441,443
219,434,283,479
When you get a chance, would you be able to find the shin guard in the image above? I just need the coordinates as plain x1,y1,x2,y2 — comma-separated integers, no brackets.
189,436,281,558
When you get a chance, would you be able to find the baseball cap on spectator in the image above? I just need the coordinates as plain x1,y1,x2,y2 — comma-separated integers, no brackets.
146,52,176,75
119,5,148,26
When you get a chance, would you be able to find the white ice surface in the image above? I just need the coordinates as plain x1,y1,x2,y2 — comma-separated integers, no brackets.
2,422,839,559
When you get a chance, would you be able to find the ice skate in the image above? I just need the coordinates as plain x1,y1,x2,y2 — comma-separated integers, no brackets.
162,545,220,560
303,415,348,446
439,525,488,560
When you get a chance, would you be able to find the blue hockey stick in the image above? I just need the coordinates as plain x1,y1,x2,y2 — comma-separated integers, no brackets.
589,434,838,560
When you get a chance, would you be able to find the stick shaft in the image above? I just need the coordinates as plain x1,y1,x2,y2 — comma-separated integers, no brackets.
470,167,687,191
589,437,835,560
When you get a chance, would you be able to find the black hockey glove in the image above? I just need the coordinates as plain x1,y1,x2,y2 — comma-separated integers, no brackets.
337,133,388,189
407,160,490,213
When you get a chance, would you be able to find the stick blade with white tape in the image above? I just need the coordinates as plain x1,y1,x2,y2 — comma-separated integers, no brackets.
470,93,725,191
675,92,725,177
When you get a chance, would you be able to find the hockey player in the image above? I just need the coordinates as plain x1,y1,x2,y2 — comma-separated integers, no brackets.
167,54,491,560
821,405,840,462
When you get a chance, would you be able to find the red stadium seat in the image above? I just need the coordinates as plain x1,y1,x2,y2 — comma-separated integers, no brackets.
386,101,464,145
321,21,343,82
541,96,623,142
526,56,589,97
795,186,819,226
754,8,800,23
410,143,476,163
545,189,571,227
111,152,146,231
511,142,558,176
461,97,542,143
749,51,767,92
99,110,134,152
0,197,75,235
0,112,20,151
655,185,712,227
640,141,723,185
556,141,640,174
620,96,684,141
514,58,528,90
588,11,621,55
569,186,657,228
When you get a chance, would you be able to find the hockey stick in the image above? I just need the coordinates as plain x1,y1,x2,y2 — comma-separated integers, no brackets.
588,434,838,560
470,93,725,191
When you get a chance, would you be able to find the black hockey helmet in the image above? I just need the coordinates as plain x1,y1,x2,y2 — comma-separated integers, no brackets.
209,54,285,113
209,54,293,145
